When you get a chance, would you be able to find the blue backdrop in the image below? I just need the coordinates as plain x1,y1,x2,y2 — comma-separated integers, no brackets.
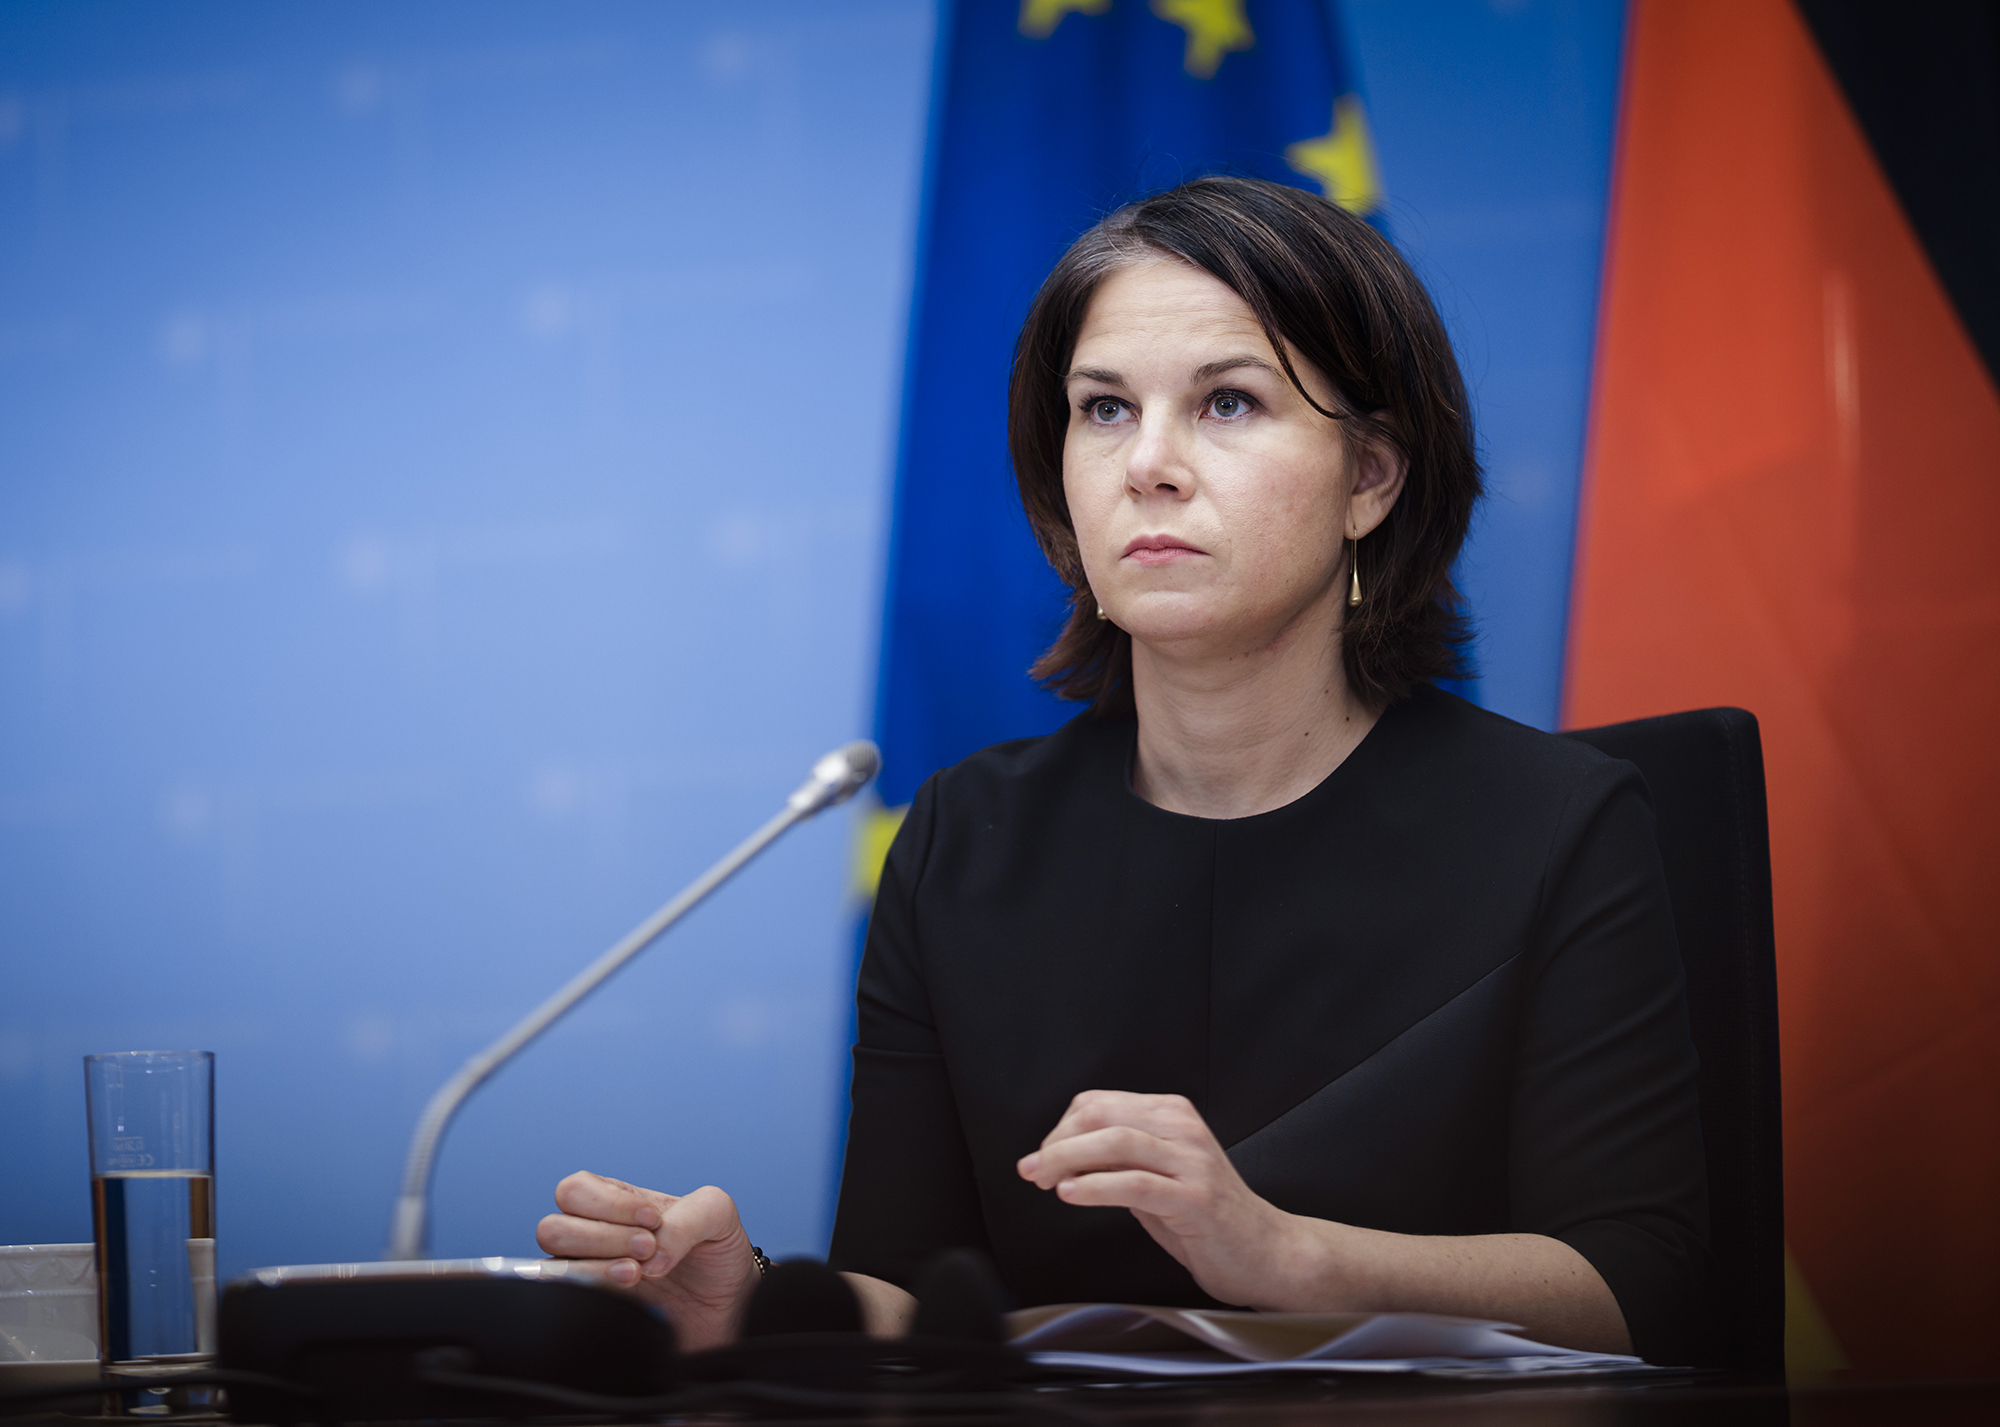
0,0,1625,1279
1346,0,1625,730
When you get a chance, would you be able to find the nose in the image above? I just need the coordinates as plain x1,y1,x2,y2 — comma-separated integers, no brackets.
1124,410,1196,500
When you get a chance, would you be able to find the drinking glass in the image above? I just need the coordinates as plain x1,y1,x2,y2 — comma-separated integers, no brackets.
84,1052,215,1410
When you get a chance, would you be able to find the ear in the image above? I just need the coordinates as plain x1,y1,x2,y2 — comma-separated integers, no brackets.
1345,416,1407,539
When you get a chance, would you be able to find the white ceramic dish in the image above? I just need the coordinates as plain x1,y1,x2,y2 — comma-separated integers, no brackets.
0,1243,99,1383
0,1358,102,1392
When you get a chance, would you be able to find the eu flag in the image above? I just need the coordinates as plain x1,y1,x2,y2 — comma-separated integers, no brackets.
867,0,1379,826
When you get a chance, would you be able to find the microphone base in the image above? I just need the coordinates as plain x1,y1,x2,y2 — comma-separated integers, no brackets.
218,1260,674,1422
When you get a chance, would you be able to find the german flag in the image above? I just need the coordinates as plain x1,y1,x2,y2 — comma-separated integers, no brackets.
1565,0,2000,1375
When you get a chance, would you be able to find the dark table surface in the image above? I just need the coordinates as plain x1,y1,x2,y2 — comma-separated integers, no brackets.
9,1369,1999,1426
1001,1371,1998,1427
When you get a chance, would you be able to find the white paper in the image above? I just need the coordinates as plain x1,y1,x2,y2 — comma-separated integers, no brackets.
1007,1303,1644,1377
1028,1350,1646,1377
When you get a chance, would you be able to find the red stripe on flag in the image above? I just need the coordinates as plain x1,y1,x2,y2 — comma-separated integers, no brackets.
1566,0,2000,1374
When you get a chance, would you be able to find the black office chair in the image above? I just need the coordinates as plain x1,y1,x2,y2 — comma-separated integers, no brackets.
1562,707,1784,1371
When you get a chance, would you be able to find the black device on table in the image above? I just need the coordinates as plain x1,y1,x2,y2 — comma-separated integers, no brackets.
216,1250,1024,1422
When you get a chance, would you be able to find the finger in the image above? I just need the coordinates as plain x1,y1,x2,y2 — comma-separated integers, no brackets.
544,1248,642,1289
1041,1091,1202,1149
1052,1168,1188,1216
1019,1125,1194,1188
536,1212,659,1264
590,1173,676,1205
636,1184,742,1280
552,1171,669,1230
567,1254,644,1288
1041,1090,1152,1144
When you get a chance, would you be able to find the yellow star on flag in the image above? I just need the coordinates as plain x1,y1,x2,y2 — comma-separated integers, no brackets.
1285,95,1383,215
1151,0,1255,79
1019,0,1110,39
851,801,909,901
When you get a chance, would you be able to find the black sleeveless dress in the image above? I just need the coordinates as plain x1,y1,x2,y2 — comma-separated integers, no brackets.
827,684,1710,1364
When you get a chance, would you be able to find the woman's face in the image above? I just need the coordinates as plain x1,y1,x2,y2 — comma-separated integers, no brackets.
1062,259,1401,664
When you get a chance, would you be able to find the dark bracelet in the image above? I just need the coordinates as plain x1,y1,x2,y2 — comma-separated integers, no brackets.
750,1244,772,1276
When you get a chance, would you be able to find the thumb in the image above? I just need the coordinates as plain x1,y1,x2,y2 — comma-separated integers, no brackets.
640,1184,743,1278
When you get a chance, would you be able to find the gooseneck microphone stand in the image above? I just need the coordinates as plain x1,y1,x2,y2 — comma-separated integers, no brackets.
384,740,881,1262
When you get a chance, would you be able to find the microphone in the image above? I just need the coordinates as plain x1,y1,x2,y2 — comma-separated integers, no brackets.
788,741,882,816
911,1249,1007,1345
740,1260,865,1339
673,1251,1017,1399
384,739,880,1261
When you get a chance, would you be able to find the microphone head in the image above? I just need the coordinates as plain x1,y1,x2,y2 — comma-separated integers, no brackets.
911,1248,1007,1345
788,740,881,816
740,1258,864,1338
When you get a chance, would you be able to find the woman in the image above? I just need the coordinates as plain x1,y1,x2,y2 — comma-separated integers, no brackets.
536,176,1709,1365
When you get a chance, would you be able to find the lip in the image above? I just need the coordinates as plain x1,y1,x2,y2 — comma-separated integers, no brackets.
1121,534,1208,566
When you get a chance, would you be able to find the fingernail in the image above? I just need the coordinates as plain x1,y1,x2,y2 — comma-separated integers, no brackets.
1057,1179,1076,1198
628,1231,655,1258
1018,1153,1040,1176
610,1259,638,1286
636,1206,662,1230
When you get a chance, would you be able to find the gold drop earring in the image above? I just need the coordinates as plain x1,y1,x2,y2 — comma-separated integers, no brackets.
1348,536,1362,607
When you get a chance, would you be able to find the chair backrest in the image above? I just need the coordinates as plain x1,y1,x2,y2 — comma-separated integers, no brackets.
1561,707,1784,1371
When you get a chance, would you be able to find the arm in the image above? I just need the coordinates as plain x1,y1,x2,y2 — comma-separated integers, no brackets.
841,1273,918,1337
1279,1223,1627,1352
1018,1090,1630,1353
827,777,998,1294
1019,762,1706,1358
1506,763,1710,1361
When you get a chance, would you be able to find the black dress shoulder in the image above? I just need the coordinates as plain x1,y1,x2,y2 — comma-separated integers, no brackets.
828,684,1710,1364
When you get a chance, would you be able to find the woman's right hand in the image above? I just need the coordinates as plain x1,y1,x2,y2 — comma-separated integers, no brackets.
535,1171,761,1351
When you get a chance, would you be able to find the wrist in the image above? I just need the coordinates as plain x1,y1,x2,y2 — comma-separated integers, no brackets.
1258,1213,1371,1313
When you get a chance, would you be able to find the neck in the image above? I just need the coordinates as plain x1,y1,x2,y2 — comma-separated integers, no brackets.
1128,593,1380,820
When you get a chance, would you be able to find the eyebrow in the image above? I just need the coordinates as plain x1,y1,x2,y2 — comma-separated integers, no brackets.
1064,356,1281,387
1192,356,1280,383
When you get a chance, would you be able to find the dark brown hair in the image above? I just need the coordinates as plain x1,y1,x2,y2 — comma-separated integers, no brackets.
1009,174,1480,714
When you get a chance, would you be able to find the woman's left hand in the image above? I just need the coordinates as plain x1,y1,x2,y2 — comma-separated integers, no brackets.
1016,1090,1314,1310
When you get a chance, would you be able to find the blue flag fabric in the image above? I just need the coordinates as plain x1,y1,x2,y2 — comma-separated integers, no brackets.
870,0,1377,812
